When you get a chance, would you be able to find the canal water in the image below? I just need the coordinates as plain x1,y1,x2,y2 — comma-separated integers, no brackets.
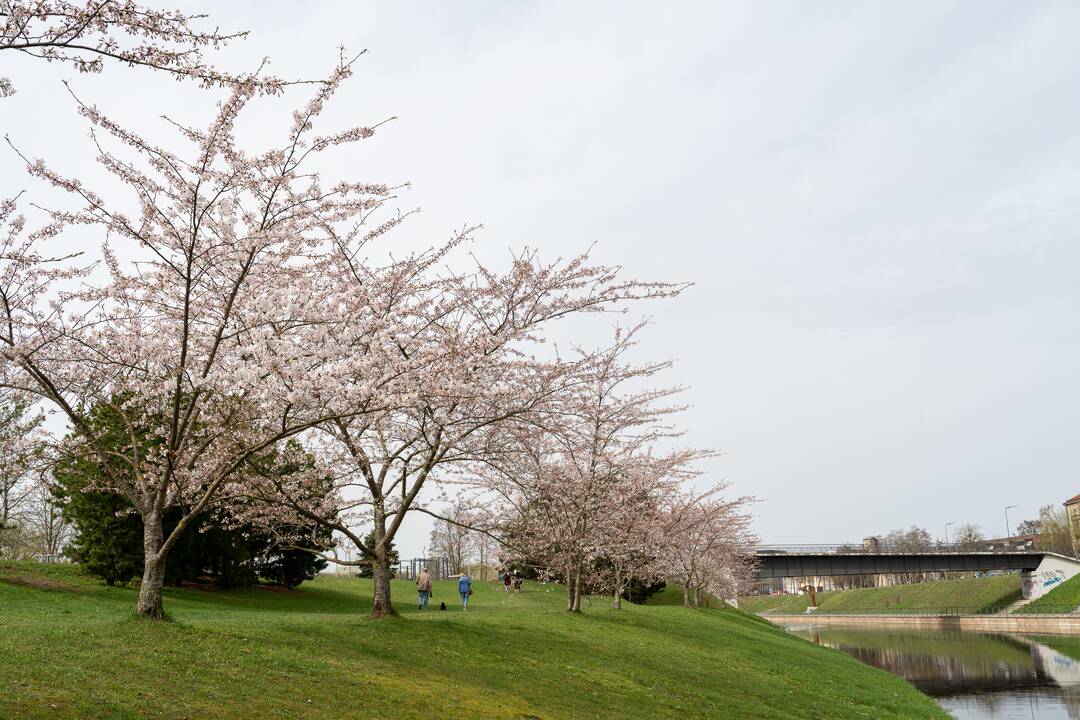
785,623,1080,719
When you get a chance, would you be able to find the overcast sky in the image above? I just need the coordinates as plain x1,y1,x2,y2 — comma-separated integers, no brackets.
4,1,1080,556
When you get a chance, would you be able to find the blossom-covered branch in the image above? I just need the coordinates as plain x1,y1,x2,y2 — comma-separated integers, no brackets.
0,0,291,97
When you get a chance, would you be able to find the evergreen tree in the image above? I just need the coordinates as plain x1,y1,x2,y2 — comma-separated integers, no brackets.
357,530,398,578
52,476,142,585
52,403,146,584
54,403,328,588
624,577,667,604
256,528,331,588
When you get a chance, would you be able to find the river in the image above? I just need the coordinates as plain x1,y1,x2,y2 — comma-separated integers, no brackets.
784,623,1080,719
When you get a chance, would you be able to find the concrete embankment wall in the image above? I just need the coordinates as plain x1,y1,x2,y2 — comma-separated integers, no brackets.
766,613,1080,635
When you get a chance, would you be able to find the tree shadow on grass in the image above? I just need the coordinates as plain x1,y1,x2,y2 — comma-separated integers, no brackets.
0,574,85,593
163,582,371,616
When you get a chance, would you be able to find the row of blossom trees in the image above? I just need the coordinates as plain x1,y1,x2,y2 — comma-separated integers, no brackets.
0,1,757,619
457,327,757,611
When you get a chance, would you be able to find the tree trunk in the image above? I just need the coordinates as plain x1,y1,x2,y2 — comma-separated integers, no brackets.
369,505,394,618
565,563,576,612
682,582,691,608
137,513,167,620
370,554,393,617
613,567,623,609
569,565,583,612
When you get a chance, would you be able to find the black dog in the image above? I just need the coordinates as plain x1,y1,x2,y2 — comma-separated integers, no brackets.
439,601,447,611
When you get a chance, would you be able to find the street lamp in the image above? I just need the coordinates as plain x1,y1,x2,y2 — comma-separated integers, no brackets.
945,522,954,544
1005,505,1018,539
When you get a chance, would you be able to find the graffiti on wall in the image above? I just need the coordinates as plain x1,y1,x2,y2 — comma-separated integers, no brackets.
1022,567,1069,599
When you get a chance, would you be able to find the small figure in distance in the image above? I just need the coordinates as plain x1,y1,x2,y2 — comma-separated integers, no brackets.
440,601,446,611
513,572,522,593
458,572,473,611
416,567,432,611
503,570,512,594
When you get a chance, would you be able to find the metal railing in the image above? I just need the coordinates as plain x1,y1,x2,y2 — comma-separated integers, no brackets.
1012,604,1080,616
756,541,1077,557
395,557,452,580
806,605,1012,616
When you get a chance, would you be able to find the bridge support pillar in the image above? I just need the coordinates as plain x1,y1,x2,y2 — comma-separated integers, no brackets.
1021,554,1080,601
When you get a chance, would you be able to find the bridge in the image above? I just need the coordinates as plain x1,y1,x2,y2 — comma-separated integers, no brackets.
753,544,1080,601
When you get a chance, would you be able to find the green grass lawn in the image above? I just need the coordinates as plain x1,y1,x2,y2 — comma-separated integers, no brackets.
740,576,1022,615
1015,573,1080,614
0,561,946,719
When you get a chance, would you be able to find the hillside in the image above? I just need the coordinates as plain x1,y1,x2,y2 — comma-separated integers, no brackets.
0,562,945,719
740,575,1022,615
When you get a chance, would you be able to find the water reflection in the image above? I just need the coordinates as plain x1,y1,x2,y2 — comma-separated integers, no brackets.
785,624,1080,719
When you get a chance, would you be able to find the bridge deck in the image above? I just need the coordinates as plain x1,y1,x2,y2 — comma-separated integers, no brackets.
753,551,1046,579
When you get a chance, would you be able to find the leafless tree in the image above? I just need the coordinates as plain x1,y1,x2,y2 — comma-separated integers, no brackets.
1033,504,1072,555
472,530,500,582
0,391,46,558
953,523,983,551
23,479,70,556
429,501,474,575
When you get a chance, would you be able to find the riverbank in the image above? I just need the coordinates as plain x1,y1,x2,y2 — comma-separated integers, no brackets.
741,575,1021,614
769,613,1080,635
0,562,946,719
785,622,1080,718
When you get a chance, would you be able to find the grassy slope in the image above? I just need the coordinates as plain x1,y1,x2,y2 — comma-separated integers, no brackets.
0,562,945,720
1015,573,1080,613
645,584,725,608
740,576,1022,615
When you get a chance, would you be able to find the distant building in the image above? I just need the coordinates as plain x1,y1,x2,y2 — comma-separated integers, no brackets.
1065,493,1080,553
978,535,1038,552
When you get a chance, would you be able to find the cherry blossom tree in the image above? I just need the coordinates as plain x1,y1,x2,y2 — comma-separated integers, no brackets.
661,490,757,608
1,0,287,98
243,250,682,617
600,455,698,610
0,58,397,618
468,325,712,612
429,499,474,575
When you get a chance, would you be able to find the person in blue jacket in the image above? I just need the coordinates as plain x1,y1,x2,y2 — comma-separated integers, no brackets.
458,572,473,610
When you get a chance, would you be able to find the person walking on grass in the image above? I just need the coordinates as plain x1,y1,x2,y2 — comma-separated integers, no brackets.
458,572,473,610
416,568,432,610
502,571,512,593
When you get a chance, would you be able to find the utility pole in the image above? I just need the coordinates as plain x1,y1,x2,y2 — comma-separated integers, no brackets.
1005,505,1018,540
945,522,954,544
